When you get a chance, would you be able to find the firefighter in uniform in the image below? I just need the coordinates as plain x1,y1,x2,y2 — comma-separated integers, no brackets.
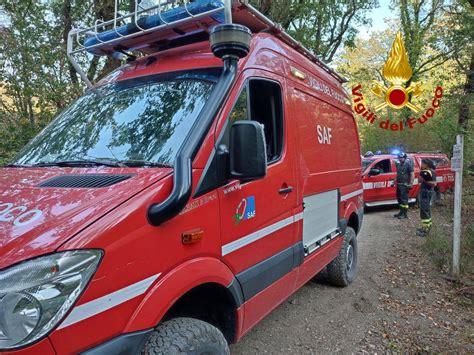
417,159,437,236
394,152,414,219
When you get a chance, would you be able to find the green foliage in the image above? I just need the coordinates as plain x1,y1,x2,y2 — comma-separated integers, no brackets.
337,21,471,161
250,0,379,63
423,182,474,277
0,0,121,165
0,119,40,166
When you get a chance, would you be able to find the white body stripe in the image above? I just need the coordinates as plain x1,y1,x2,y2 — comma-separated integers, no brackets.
58,273,161,329
341,188,363,201
222,213,303,256
365,198,416,207
222,188,363,256
436,176,443,182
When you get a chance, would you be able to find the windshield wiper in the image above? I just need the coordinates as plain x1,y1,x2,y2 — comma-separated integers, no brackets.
32,159,126,168
9,158,172,169
5,163,33,168
117,160,173,168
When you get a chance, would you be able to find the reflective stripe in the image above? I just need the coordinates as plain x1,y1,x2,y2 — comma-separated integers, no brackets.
421,219,432,223
365,198,416,207
222,213,303,256
222,187,362,256
400,204,409,208
340,188,363,201
58,273,161,329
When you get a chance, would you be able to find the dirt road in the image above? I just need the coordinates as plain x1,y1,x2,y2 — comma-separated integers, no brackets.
231,207,473,353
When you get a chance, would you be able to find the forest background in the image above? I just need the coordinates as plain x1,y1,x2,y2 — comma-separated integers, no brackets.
0,0,472,166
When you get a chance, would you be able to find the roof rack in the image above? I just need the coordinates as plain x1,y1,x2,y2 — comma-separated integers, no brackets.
67,0,345,88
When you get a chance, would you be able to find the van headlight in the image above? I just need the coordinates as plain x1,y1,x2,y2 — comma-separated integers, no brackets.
0,250,102,349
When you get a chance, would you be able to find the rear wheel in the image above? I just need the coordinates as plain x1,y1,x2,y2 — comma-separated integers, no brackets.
143,317,229,355
327,227,358,287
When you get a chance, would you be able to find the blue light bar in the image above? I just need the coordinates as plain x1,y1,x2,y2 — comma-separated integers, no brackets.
85,0,225,56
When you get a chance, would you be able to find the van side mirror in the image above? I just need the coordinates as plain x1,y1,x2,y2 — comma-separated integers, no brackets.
368,168,381,177
230,120,267,181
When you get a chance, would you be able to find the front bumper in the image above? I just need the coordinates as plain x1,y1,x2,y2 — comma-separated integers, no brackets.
2,338,56,355
81,329,153,355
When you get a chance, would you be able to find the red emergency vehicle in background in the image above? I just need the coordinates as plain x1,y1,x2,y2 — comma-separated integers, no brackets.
414,152,455,193
0,1,363,354
362,152,454,207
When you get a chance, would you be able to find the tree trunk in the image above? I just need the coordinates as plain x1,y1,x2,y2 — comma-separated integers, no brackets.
458,50,473,130
27,97,35,128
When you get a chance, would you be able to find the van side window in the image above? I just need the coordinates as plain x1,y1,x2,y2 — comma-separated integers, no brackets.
374,159,391,173
248,80,283,163
223,79,283,164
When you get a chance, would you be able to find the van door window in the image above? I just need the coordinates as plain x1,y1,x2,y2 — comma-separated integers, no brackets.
223,79,283,164
248,80,283,164
194,79,284,196
373,159,391,173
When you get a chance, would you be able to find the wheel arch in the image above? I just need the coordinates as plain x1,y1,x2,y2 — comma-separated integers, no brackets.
124,257,243,343
347,211,360,234
341,202,362,235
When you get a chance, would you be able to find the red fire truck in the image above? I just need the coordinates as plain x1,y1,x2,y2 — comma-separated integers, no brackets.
362,152,454,207
0,1,363,353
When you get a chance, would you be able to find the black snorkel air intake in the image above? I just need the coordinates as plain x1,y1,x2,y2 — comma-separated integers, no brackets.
147,24,252,226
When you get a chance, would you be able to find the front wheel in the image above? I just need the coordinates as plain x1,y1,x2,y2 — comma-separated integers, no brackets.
326,227,358,287
143,317,229,355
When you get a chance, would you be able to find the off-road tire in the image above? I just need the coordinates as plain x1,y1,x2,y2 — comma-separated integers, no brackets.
327,227,358,287
143,317,229,355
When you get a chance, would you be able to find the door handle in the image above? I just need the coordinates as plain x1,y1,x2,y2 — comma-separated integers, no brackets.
278,186,293,194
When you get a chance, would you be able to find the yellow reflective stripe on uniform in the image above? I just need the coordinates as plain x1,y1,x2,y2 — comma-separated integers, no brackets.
400,204,409,208
421,219,432,223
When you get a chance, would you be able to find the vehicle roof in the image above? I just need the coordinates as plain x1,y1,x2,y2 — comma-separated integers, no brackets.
96,33,350,111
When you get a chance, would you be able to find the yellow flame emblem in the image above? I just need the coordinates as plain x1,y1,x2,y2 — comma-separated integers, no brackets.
371,32,422,112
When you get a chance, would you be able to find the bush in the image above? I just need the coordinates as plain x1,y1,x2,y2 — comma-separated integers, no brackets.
423,177,474,278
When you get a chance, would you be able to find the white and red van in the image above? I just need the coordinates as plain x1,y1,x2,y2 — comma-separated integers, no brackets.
0,1,363,354
362,152,454,207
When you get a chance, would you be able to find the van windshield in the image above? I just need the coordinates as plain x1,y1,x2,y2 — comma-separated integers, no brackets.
12,70,219,167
